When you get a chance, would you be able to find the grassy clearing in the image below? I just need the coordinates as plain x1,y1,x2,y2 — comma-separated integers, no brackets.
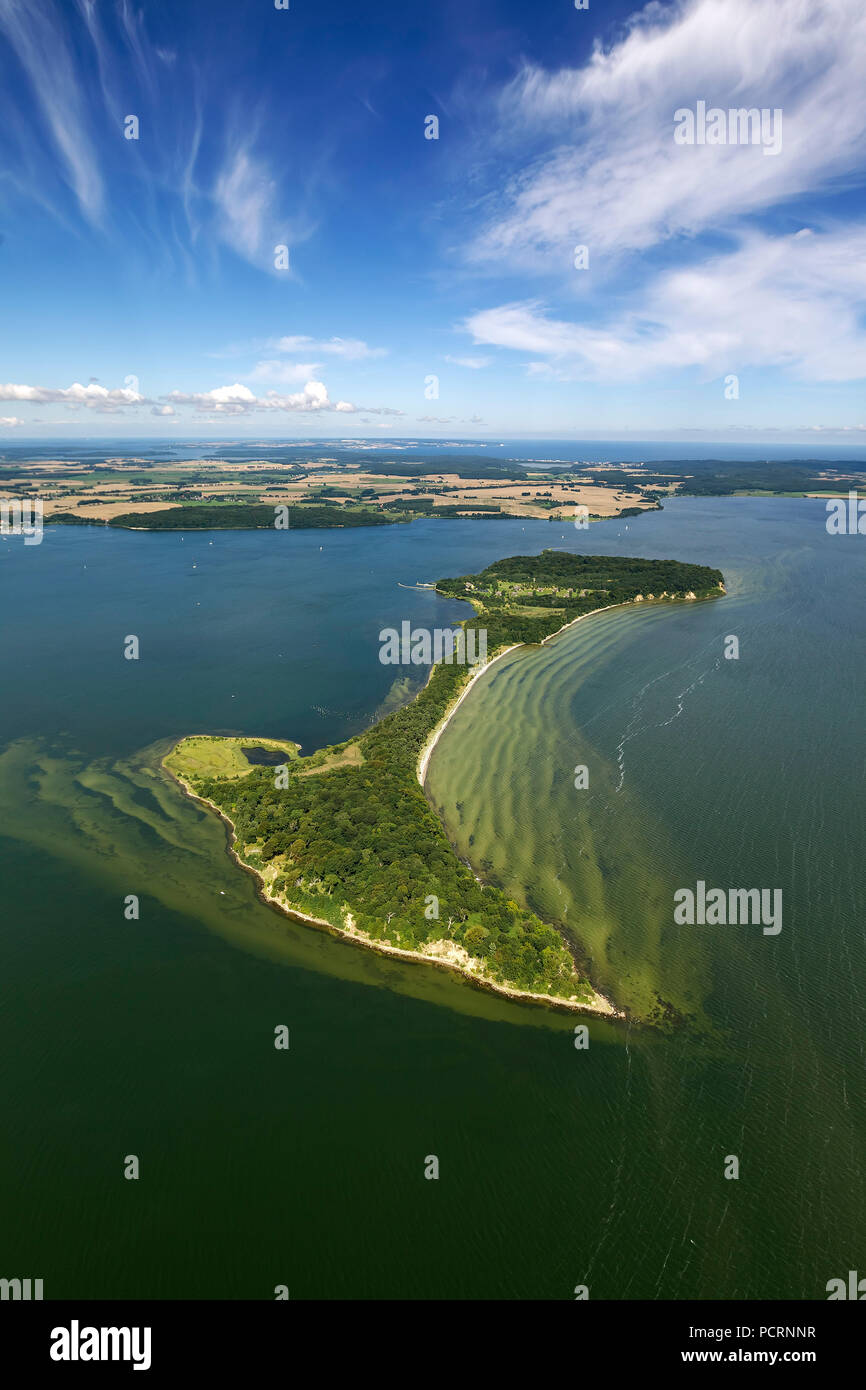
297,743,364,776
164,735,300,782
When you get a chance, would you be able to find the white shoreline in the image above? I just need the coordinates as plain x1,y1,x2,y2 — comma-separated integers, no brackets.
415,599,627,788
416,643,522,786
163,764,622,1018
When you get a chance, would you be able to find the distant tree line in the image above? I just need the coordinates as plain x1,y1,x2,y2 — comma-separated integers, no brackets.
48,504,399,530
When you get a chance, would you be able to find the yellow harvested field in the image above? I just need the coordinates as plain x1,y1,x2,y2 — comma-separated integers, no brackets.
10,455,657,523
42,498,177,519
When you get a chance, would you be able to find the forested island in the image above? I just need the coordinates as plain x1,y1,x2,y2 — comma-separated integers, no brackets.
164,550,725,1016
47,503,395,530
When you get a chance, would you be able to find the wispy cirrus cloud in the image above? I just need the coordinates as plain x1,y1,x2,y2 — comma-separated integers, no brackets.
0,0,104,221
444,0,866,411
464,226,866,382
249,361,324,383
0,0,315,272
248,337,389,384
212,142,286,266
470,0,866,267
417,414,487,424
271,335,387,360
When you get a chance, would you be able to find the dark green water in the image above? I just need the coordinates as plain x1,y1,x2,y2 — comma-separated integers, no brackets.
1,500,863,1298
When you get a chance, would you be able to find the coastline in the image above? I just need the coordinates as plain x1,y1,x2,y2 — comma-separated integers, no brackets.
162,590,720,1022
414,585,724,793
162,761,624,1019
415,599,629,788
416,643,522,786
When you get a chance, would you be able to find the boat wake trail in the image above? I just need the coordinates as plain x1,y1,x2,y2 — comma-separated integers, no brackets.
614,643,722,792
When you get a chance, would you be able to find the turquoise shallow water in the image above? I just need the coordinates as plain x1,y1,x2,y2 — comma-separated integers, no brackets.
0,498,863,1298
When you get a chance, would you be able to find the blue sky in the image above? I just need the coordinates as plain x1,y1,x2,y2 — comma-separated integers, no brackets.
1,0,865,442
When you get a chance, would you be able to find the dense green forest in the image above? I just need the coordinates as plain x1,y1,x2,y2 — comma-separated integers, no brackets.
436,551,725,647
105,503,397,529
46,500,509,529
358,459,528,480
668,460,866,496
179,549,724,1008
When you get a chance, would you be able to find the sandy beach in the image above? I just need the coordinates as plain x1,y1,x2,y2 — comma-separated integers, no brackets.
415,600,628,788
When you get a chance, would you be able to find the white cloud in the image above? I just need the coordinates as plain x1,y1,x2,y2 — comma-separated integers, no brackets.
0,0,104,221
250,360,323,384
0,381,146,411
464,226,866,382
417,414,488,425
0,376,399,421
473,0,866,264
165,380,356,414
444,354,490,369
272,335,386,360
0,416,24,426
213,146,277,262
165,383,259,414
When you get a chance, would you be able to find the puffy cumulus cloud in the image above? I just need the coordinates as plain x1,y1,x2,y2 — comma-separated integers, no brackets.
0,381,146,411
164,380,367,415
165,383,257,413
287,381,328,410
0,416,24,427
473,0,866,264
464,226,866,382
0,378,400,423
272,335,386,360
